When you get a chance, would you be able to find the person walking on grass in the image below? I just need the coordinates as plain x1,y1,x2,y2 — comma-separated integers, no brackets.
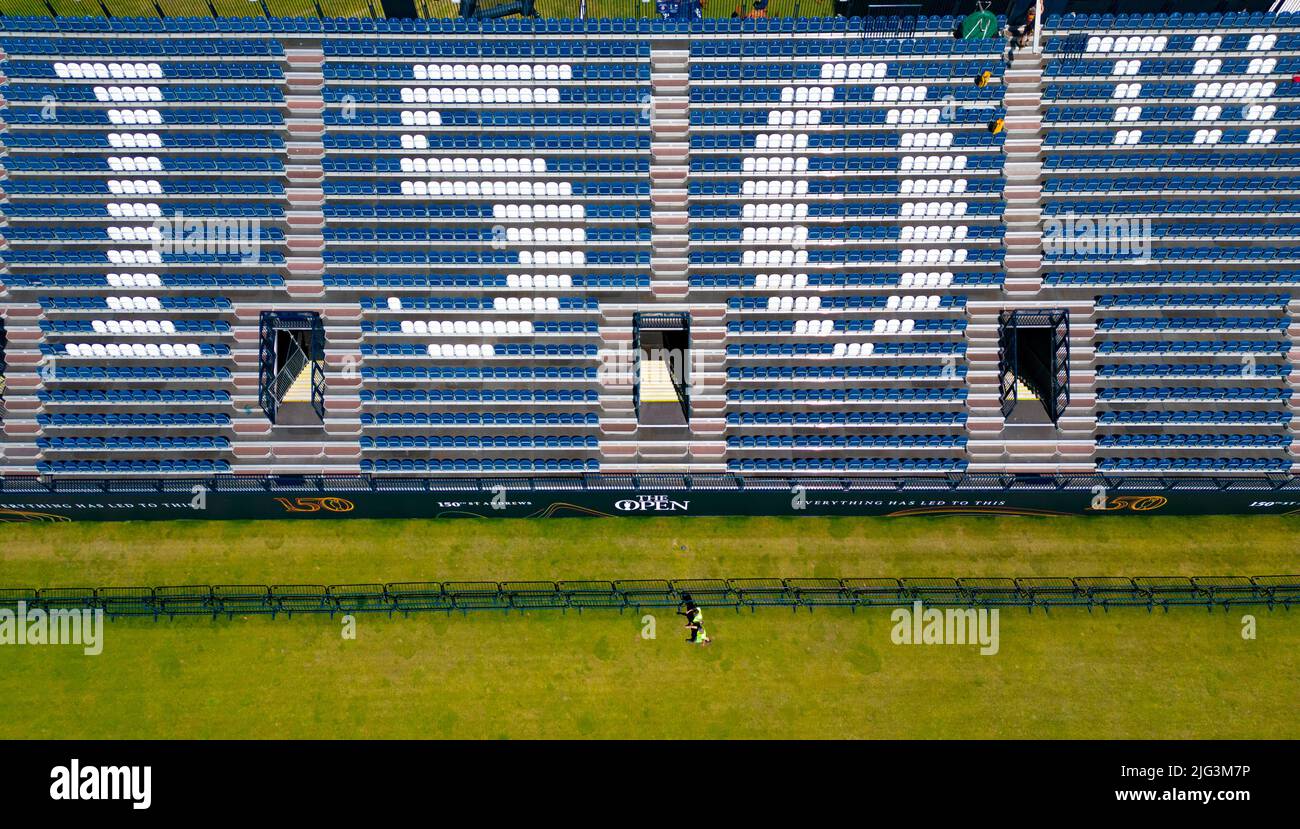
677,593,701,624
678,592,711,645
685,617,711,645
683,607,703,641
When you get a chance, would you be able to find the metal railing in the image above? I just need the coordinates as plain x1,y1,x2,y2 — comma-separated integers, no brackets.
272,342,310,403
3,472,1299,494
862,11,921,38
2,575,1296,619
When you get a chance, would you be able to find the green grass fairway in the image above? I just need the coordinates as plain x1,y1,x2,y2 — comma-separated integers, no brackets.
2,514,1298,585
1,515,1296,739
1,608,1294,739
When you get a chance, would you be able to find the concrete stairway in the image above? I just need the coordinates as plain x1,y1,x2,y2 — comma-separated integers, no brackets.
282,362,313,404
649,40,690,301
226,47,359,474
639,359,679,403
282,44,327,300
592,40,722,473
959,44,1097,473
0,298,44,474
1002,48,1045,296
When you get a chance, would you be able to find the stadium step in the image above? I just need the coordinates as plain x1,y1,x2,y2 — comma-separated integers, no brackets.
280,365,313,405
650,40,692,299
287,234,324,255
999,45,1046,297
279,47,328,306
1,420,40,437
0,299,45,438
284,95,324,116
287,163,324,184
652,148,689,165
286,255,325,274
652,281,689,301
284,71,323,91
651,162,688,178
639,359,680,404
287,210,325,230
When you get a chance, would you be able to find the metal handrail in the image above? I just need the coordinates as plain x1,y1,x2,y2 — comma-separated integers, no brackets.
272,342,309,403
4,473,1298,495
5,574,1297,619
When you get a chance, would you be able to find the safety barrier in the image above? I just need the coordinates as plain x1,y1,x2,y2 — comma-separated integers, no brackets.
6,472,1300,520
5,472,1300,494
1,575,1296,619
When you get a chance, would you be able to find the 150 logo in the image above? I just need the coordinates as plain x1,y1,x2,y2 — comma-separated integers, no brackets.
273,497,355,514
1087,494,1168,512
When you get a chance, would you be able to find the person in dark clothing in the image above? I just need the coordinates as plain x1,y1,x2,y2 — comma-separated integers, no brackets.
678,592,705,641
1011,7,1036,48
677,593,700,621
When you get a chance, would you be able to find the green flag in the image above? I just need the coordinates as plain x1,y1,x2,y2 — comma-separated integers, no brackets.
960,9,999,40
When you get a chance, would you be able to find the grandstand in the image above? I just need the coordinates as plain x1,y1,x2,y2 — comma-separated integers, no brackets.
0,8,1298,493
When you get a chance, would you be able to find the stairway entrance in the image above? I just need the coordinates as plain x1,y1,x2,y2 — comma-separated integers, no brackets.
258,311,326,426
634,312,690,427
998,309,1070,426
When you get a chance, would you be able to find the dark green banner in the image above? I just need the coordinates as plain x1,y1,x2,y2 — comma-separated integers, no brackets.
2,484,1300,522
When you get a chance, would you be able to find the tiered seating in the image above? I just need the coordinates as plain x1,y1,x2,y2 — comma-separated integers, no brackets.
5,13,1299,481
320,35,652,475
687,30,1006,474
1,32,287,475
1043,13,1300,473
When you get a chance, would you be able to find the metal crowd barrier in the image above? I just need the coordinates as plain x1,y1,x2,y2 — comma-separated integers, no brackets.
0,576,1297,619
4,472,1300,495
